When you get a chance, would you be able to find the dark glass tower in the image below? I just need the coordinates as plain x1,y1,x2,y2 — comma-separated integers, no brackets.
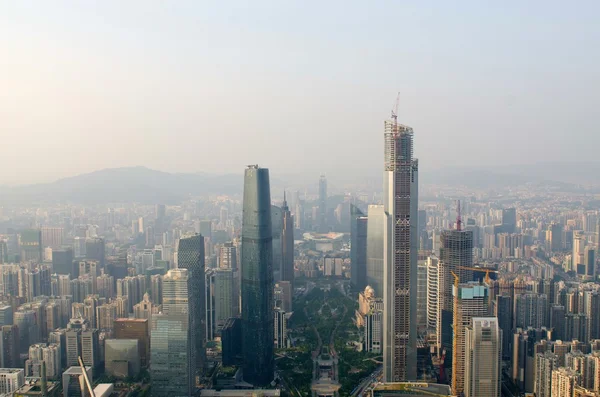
176,233,206,372
281,192,295,287
350,204,368,291
241,165,274,386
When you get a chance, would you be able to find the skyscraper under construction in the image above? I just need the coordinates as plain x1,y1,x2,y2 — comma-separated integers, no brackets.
382,112,419,382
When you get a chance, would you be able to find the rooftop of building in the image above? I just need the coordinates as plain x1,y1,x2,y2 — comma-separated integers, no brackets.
0,368,23,374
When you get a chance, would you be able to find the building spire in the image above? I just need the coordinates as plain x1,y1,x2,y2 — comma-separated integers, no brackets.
282,190,288,210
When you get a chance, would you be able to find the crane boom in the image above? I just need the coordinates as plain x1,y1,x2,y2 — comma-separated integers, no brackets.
78,356,95,397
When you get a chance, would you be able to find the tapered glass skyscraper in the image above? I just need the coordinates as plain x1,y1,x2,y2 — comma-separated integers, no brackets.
383,117,418,382
241,165,274,386
175,234,205,371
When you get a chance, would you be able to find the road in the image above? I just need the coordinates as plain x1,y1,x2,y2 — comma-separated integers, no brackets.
350,367,382,397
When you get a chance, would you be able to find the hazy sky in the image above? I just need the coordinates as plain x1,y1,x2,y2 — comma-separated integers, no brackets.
1,1,599,185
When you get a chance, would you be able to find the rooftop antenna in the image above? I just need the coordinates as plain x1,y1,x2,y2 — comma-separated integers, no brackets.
456,199,462,231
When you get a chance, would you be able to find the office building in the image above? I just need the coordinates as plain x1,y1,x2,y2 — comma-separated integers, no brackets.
114,318,149,368
271,205,283,281
350,204,368,291
151,269,195,396
438,228,474,356
175,233,205,370
214,268,236,329
464,317,501,397
382,116,419,382
52,248,74,276
366,205,385,297
241,165,274,386
281,192,294,287
452,283,489,396
105,339,140,378
85,238,105,266
221,318,242,367
20,230,43,263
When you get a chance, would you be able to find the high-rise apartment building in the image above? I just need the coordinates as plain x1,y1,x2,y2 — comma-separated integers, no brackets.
464,317,501,397
551,367,581,397
452,282,490,396
350,204,368,291
241,165,274,386
41,227,64,249
175,234,205,371
382,116,419,382
515,293,548,329
151,269,195,396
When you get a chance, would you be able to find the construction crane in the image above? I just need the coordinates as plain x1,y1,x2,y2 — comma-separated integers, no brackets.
391,92,400,124
78,356,95,397
456,265,498,284
455,200,462,231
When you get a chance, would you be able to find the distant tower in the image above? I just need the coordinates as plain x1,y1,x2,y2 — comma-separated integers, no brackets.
241,165,274,386
382,103,419,382
318,175,327,232
281,192,295,287
176,234,206,371
464,317,501,397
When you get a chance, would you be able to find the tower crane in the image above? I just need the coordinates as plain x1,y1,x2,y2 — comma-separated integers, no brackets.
456,265,498,284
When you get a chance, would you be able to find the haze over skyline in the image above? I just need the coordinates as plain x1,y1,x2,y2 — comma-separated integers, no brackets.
2,1,599,185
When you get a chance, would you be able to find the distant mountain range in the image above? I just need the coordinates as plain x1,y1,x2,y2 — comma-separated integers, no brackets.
1,162,598,205
0,167,245,205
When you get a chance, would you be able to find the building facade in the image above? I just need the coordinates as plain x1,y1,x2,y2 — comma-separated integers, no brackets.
382,118,419,382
